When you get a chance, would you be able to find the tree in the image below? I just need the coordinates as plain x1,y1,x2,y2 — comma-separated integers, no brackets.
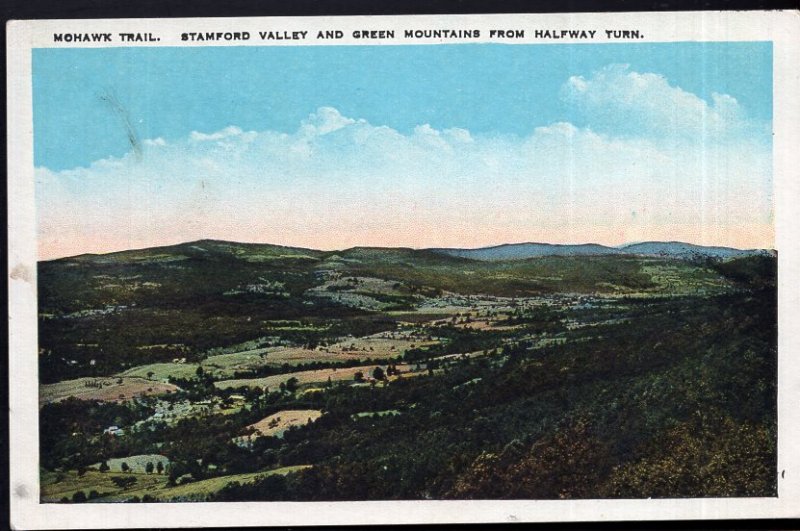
111,476,138,489
196,365,205,378
286,377,299,394
354,371,364,382
167,466,179,486
99,461,110,472
145,461,154,474
156,461,164,474
71,491,87,503
120,461,130,473
372,367,385,381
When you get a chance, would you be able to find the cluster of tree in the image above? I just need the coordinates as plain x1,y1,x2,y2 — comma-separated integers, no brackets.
497,306,560,328
403,325,505,363
40,399,154,470
167,369,217,401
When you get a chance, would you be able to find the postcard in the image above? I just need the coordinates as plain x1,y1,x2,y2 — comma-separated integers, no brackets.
7,10,800,528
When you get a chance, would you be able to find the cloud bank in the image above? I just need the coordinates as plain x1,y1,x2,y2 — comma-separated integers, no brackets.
36,64,772,259
561,64,769,142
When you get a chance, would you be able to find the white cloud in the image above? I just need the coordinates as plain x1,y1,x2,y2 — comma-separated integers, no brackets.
300,106,358,136
190,125,247,142
143,137,166,146
36,66,773,259
561,63,767,142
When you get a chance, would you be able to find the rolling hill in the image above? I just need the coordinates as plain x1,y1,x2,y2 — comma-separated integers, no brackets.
37,238,774,382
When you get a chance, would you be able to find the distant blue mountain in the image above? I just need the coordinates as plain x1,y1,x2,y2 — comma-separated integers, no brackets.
430,243,622,261
618,241,774,260
430,241,773,262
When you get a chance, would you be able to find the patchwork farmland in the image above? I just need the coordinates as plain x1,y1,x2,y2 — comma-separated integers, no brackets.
38,240,777,501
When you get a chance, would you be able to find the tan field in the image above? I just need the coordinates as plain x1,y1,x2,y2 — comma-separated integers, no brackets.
263,330,437,365
245,409,323,438
40,377,179,406
215,365,382,391
215,361,421,391
119,362,201,381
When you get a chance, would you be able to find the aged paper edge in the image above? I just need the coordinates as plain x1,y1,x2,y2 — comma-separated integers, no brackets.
7,11,800,528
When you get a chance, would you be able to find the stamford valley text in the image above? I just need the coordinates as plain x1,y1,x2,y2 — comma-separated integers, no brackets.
52,27,645,44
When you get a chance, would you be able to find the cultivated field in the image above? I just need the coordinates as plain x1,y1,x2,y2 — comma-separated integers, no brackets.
119,362,200,381
131,465,311,502
40,377,179,405
41,465,310,503
40,470,167,502
202,350,270,375
244,410,323,439
216,362,420,391
215,365,380,390
263,330,437,365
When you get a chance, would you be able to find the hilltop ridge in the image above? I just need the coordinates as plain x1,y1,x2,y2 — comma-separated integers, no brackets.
46,238,774,263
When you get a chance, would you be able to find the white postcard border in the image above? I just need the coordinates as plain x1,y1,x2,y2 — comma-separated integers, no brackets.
7,11,800,528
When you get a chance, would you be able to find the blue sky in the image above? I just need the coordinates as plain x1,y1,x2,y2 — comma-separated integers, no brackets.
32,42,774,258
33,42,771,171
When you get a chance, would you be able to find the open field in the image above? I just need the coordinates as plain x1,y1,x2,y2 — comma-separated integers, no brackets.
261,331,437,365
202,350,270,375
119,362,200,381
118,340,416,381
641,261,731,294
217,362,422,391
106,465,312,502
41,465,310,503
88,455,170,474
245,410,323,439
40,377,179,405
40,470,167,502
119,330,439,384
216,365,383,390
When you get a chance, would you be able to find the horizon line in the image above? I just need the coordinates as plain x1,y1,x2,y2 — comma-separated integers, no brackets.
40,236,777,262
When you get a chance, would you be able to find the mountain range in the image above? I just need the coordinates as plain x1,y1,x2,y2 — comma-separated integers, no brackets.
430,241,775,262
56,239,774,264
